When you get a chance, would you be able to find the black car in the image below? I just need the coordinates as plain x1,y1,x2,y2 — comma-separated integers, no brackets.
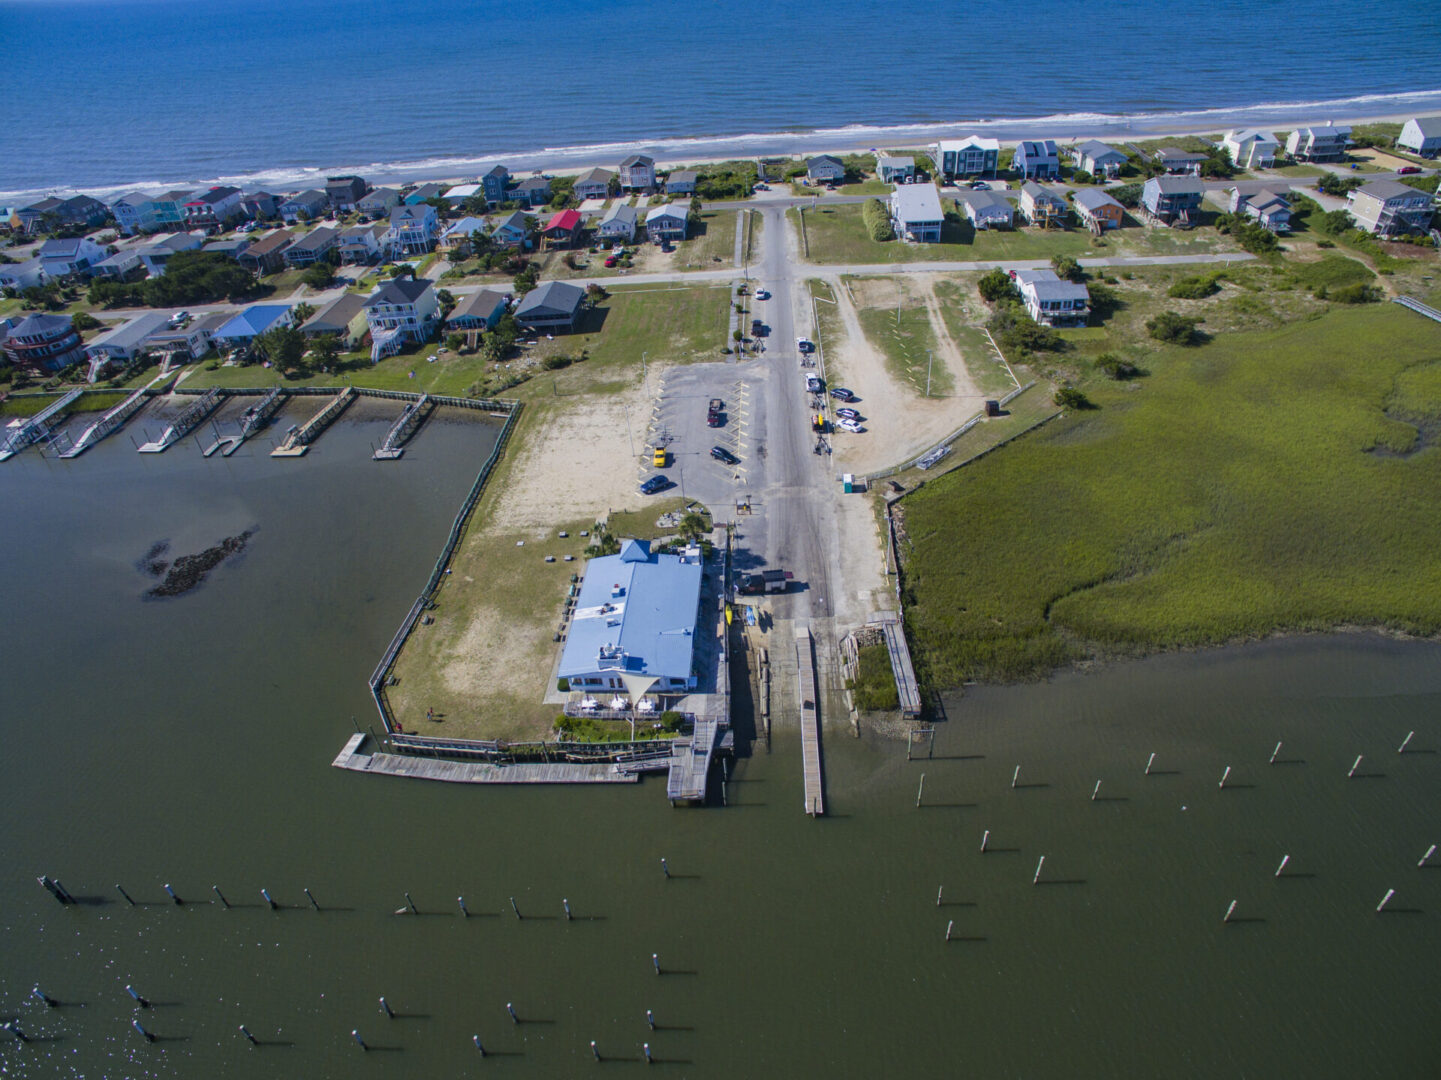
710,446,739,465
830,386,853,402
639,475,673,495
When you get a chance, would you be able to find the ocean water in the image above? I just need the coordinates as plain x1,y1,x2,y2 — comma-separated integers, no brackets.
3,0,1441,199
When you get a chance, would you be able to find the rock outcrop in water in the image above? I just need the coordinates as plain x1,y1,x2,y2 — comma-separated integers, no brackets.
145,530,254,598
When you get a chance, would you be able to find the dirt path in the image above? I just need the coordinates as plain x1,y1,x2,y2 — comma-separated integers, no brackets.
818,274,984,476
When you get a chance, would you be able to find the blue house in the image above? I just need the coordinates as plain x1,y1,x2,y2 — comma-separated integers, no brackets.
558,539,704,695
1012,140,1060,179
481,165,510,206
212,304,293,348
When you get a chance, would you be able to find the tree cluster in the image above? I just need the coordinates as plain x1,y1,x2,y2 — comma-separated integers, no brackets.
1146,311,1201,345
862,198,893,242
88,251,262,309
988,299,1062,355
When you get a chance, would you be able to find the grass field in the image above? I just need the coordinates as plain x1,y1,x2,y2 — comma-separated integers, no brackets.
795,203,1233,265
845,277,952,396
931,279,1026,396
896,304,1441,689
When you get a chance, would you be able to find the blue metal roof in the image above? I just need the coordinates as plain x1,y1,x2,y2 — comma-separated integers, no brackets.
214,304,291,339
558,540,703,683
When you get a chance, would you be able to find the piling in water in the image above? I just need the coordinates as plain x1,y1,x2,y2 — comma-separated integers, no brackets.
458,896,469,917
1275,855,1290,877
591,1040,601,1061
473,1034,486,1056
916,773,925,807
661,857,670,879
1223,900,1237,923
945,919,953,942
1219,766,1231,789
262,888,277,910
6,1022,29,1043
936,885,943,907
239,1024,257,1045
305,888,319,911
126,984,150,1008
980,830,989,853
33,985,58,1008
213,885,229,908
1398,731,1414,754
1376,888,1396,913
652,953,661,976
379,997,393,1019
1091,780,1101,802
1033,856,1045,885
1011,766,1020,789
506,1002,518,1024
116,884,135,906
164,883,182,905
643,1042,653,1064
563,898,572,920
132,1019,155,1043
1419,844,1437,868
646,1009,655,1031
1145,752,1155,775
1348,755,1363,778
1270,741,1282,764
510,896,521,919
405,891,418,914
352,1029,367,1051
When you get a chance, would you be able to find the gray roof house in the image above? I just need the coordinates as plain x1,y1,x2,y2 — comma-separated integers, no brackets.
574,167,616,201
279,189,329,222
509,177,552,207
38,236,109,277
1228,188,1292,233
1285,125,1350,162
84,311,173,366
1012,140,1060,179
300,293,369,345
619,155,656,192
514,280,586,334
324,175,368,211
598,202,639,243
1019,182,1068,226
1397,116,1441,158
1072,187,1124,231
876,155,915,183
1074,140,1128,177
1220,130,1279,169
358,187,401,217
664,170,698,195
1153,147,1207,174
284,226,339,266
806,155,846,184
1141,175,1205,225
957,189,1014,230
644,204,689,243
0,257,46,291
491,210,530,248
1346,179,1436,237
1014,269,1089,328
445,289,508,332
888,184,944,243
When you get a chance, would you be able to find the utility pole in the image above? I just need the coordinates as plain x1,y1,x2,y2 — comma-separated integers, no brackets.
926,350,933,397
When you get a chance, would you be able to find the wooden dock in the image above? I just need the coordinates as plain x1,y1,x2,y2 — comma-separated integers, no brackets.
272,386,354,456
796,623,825,816
875,614,921,719
665,717,726,804
331,734,637,784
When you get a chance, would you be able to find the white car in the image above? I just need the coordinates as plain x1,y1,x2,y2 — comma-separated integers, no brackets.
170,310,190,325
797,337,815,353
836,417,865,434
754,289,769,300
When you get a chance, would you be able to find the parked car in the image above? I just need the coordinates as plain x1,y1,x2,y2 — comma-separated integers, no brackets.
836,417,865,433
604,256,618,267
836,407,861,421
751,318,765,335
804,373,823,393
707,397,724,427
1397,166,1421,175
754,289,769,300
639,475,673,495
829,386,854,401
969,180,989,189
796,337,815,353
710,446,738,465
170,310,190,326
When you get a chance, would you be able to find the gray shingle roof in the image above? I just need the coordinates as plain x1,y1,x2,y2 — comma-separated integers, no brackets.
365,278,434,307
1073,188,1122,212
515,280,585,318
1408,115,1441,138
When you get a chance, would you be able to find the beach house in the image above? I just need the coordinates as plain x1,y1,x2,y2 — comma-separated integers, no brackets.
283,226,339,267
934,137,999,179
619,155,657,193
202,236,251,262
338,223,387,264
211,305,293,350
541,208,584,249
1345,180,1435,237
1396,116,1441,158
509,177,552,207
665,170,698,196
597,202,638,244
1221,130,1279,169
876,155,916,183
144,311,229,361
238,191,279,222
1014,269,1089,328
1012,140,1060,180
1073,140,1127,178
1285,125,1350,162
111,193,158,236
238,230,293,274
1019,182,1068,227
357,187,401,218
0,258,47,291
280,189,329,223
1141,175,1204,226
1072,188,1124,232
363,278,440,358
481,165,511,206
84,311,172,369
440,216,489,253
403,183,445,205
134,231,204,276
557,539,704,696
445,289,507,333
957,189,1013,230
645,204,689,243
1228,188,1292,233
574,167,616,201
37,236,108,278
444,184,482,204
324,175,369,212
514,280,586,334
1153,148,1207,175
1,313,85,371
16,194,108,234
491,210,531,249
888,184,944,243
299,293,369,347
182,186,242,228
806,155,846,185
387,204,439,255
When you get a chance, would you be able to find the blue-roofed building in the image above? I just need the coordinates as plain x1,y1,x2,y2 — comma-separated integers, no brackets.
212,304,293,347
559,539,704,696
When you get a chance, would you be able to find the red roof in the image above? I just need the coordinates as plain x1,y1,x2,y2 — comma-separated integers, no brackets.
544,209,582,232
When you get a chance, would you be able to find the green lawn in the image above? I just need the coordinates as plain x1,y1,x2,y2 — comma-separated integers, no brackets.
897,304,1441,689
931,280,1027,396
796,203,1232,265
670,210,738,271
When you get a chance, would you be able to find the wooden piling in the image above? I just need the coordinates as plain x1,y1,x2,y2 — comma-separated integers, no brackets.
405,891,418,914
1347,755,1362,778
262,888,277,910
164,883,182,905
239,1024,257,1045
652,953,661,976
916,773,925,807
944,919,953,942
1145,753,1155,775
32,985,58,1007
1376,888,1396,913
379,997,393,1019
506,1002,518,1024
1091,780,1102,802
116,884,135,906
1223,900,1237,923
1419,844,1436,868
473,1034,486,1056
509,896,521,919
1219,766,1231,789
458,896,469,917
1033,856,1045,885
1275,855,1290,877
352,1029,367,1050
213,885,229,908
126,985,150,1008
1398,731,1415,754
1270,741,1282,764
133,1019,155,1043
1011,766,1020,789
936,885,943,907
563,898,572,920
980,829,989,853
305,888,319,911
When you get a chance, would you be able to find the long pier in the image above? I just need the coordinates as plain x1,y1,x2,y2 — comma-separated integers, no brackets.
796,623,825,816
332,734,638,783
60,386,151,458
874,614,922,719
373,393,433,460
273,386,354,457
137,388,221,452
0,389,82,461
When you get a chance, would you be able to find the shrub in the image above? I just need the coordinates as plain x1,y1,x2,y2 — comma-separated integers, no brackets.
1147,311,1201,345
977,268,1015,302
1054,386,1091,409
557,678,569,692
862,198,893,242
71,311,100,332
541,353,573,370
989,299,1062,354
1051,255,1083,282
1317,174,1363,197
659,710,685,733
1167,274,1220,300
1111,183,1143,208
1324,282,1381,304
1094,352,1140,380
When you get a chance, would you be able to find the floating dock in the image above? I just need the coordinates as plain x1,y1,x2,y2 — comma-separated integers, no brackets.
137,388,221,452
796,623,825,816
373,393,434,460
0,389,82,461
203,387,284,456
272,386,354,457
59,386,150,458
